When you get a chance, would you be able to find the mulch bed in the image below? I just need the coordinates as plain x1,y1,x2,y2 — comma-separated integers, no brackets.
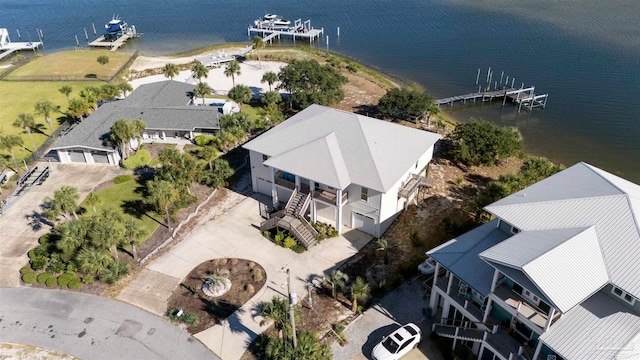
167,258,267,334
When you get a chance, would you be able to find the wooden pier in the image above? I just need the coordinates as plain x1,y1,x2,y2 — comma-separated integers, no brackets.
0,28,42,60
89,32,139,51
195,46,253,67
248,19,323,43
435,68,549,112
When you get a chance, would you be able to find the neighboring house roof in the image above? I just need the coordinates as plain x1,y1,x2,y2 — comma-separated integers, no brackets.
480,226,609,313
243,104,441,192
539,290,640,360
484,162,640,301
428,219,511,296
52,81,220,151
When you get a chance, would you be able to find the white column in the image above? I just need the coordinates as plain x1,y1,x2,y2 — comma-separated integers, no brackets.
270,167,278,207
544,307,556,331
336,189,343,234
295,175,300,191
532,339,543,360
447,272,454,295
428,262,441,311
490,269,500,293
483,297,493,323
311,200,317,223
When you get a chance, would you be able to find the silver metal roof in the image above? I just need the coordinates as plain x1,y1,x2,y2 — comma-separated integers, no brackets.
480,226,609,313
428,220,510,296
540,290,640,360
243,104,441,192
485,162,640,300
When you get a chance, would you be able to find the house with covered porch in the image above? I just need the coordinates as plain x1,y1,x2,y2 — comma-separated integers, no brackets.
426,162,640,360
243,104,440,246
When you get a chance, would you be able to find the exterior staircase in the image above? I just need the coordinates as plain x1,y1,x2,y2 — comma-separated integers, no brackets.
260,188,317,248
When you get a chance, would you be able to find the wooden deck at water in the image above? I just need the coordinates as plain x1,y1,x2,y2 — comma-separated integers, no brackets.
248,23,323,43
89,33,138,51
435,86,548,112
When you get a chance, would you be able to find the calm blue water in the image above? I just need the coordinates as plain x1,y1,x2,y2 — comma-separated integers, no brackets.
3,0,639,181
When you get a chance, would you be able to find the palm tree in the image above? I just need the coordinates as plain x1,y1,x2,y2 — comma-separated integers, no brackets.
67,98,89,122
59,85,73,102
48,186,80,220
163,63,180,80
261,71,278,92
262,91,282,107
118,82,133,97
326,270,349,299
199,145,218,171
228,84,252,109
123,216,146,262
79,87,99,110
201,268,230,291
34,100,58,133
56,220,87,259
147,179,180,229
260,296,291,338
100,260,130,284
191,61,208,82
76,246,113,276
350,277,371,313
91,208,124,260
99,83,120,102
0,134,24,172
376,238,394,265
210,158,234,188
84,192,101,214
224,60,241,87
96,55,109,69
13,113,38,150
251,36,265,69
131,119,146,152
194,82,212,106
110,119,134,159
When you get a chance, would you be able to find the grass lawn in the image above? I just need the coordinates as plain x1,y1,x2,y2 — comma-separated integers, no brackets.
0,80,102,160
80,177,161,242
6,50,133,80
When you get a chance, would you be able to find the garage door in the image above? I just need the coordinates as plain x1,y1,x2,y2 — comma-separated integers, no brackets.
92,152,110,164
353,212,375,235
68,150,86,163
256,177,272,195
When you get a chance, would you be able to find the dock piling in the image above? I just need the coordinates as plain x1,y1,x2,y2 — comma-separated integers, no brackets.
499,71,504,86
92,23,97,35
475,68,481,85
337,27,340,36
84,28,89,42
16,30,20,40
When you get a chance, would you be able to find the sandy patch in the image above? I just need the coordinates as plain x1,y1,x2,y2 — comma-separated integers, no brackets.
0,343,77,360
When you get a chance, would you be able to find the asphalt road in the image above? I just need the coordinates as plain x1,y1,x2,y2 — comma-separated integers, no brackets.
0,288,219,360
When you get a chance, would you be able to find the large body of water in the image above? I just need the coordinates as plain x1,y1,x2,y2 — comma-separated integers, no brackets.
3,0,639,181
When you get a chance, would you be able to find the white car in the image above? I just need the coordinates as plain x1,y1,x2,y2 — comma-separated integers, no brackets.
418,257,437,275
371,323,421,360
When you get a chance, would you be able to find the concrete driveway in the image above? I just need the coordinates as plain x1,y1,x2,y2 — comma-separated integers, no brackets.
332,281,445,360
0,163,123,288
0,288,217,359
118,190,372,360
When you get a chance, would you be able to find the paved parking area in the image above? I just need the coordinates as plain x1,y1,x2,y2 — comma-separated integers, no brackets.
0,288,217,359
332,281,445,360
0,163,123,287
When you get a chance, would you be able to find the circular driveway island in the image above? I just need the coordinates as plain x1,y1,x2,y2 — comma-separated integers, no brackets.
0,288,219,360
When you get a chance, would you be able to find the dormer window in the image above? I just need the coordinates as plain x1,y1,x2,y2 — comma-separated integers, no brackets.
511,226,520,235
612,286,636,305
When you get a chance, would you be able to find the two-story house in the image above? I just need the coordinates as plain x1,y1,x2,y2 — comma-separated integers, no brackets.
427,162,640,360
243,104,441,241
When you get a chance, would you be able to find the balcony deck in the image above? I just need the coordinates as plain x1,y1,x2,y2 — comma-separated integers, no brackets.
435,276,485,323
399,174,432,199
485,329,523,360
493,285,560,330
313,189,347,206
274,176,295,190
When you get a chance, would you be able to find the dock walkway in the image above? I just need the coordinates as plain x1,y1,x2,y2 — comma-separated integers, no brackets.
435,86,548,112
195,46,253,67
0,28,42,60
248,19,323,43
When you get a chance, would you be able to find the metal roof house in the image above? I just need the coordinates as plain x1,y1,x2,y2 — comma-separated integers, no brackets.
51,81,221,165
426,162,640,360
243,104,440,239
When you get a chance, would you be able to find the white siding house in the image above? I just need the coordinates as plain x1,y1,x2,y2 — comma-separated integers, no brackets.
243,104,440,237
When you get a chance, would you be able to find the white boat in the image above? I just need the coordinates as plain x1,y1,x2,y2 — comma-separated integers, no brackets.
254,14,291,29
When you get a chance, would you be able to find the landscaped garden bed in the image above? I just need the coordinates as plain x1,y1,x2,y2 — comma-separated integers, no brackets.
167,258,267,334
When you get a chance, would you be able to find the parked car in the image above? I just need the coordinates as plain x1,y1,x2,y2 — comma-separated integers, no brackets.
371,323,421,360
418,256,437,275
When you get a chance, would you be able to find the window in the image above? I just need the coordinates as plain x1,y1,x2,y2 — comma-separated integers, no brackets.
361,187,368,201
415,161,419,169
611,286,636,305
262,154,269,162
511,226,520,234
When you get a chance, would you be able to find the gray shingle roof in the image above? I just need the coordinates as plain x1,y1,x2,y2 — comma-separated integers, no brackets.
485,162,640,300
539,290,640,360
53,81,220,151
243,104,441,192
427,219,510,296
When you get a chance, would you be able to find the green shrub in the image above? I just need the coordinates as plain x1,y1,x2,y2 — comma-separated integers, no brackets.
22,272,37,284
167,308,198,327
113,174,134,184
283,237,296,249
57,273,74,288
274,230,286,246
122,149,151,170
194,135,216,146
67,280,82,289
30,256,47,271
291,244,306,253
20,265,34,275
36,272,51,284
45,277,58,287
